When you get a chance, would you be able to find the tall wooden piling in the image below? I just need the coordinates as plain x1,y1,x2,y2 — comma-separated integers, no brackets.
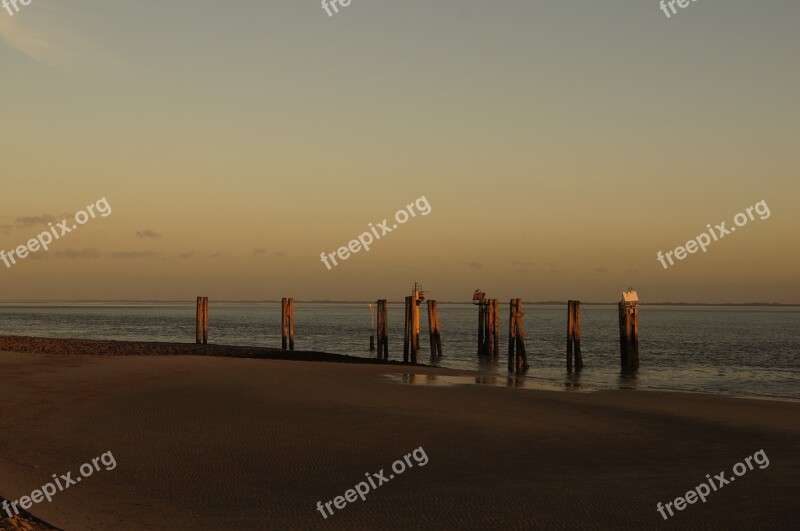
196,296,209,344
619,289,639,369
376,299,388,360
491,299,499,357
477,303,485,355
427,300,442,358
403,296,411,363
282,297,295,351
508,298,528,372
477,297,499,357
369,303,375,351
411,289,420,364
567,300,583,371
203,297,209,344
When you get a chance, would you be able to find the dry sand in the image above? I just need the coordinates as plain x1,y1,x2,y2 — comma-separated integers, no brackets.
0,338,798,530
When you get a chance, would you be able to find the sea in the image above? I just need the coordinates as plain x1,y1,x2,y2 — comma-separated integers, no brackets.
0,303,797,399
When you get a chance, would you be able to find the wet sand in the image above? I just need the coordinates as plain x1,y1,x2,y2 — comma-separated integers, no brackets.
1,340,798,530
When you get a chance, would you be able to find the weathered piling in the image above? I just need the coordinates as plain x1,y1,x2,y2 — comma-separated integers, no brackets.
196,296,209,344
477,303,485,354
203,297,209,344
476,296,499,357
491,299,499,357
403,296,411,363
401,284,426,364
281,297,295,351
369,303,375,351
376,299,388,360
411,288,420,364
427,300,442,358
567,300,583,371
508,298,528,372
619,289,639,369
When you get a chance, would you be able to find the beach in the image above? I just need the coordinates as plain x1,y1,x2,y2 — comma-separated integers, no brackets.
1,338,798,530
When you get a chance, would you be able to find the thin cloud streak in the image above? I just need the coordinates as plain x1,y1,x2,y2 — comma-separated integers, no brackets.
0,1,120,69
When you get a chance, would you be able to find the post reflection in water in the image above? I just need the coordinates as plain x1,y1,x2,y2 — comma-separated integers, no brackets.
618,369,639,390
565,370,582,390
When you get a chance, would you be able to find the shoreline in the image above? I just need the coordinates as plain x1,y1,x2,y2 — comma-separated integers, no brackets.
0,335,414,366
1,300,799,306
1,335,797,403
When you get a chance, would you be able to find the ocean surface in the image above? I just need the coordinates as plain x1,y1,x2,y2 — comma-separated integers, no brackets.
1,303,798,399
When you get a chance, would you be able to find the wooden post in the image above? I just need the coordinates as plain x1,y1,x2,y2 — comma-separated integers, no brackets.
376,301,382,359
508,299,517,372
411,289,420,364
487,300,494,357
281,298,294,350
566,300,583,371
492,299,500,357
282,298,288,350
288,298,295,351
515,302,528,372
377,299,388,360
369,303,375,351
477,299,497,357
403,296,411,363
434,300,442,358
203,297,209,344
427,300,442,358
196,296,203,344
508,298,528,372
477,303,485,356
619,301,639,369
573,301,582,369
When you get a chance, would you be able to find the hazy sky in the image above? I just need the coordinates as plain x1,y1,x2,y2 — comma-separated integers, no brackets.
1,1,798,303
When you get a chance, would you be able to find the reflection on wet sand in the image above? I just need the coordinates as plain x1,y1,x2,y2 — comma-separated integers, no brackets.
386,373,595,393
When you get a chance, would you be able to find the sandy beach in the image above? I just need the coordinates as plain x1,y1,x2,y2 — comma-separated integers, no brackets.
1,338,798,530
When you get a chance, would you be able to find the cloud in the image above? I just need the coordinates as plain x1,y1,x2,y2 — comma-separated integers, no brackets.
109,251,162,259
51,248,103,259
467,261,484,270
14,213,68,229
546,262,567,274
252,248,267,257
0,1,118,69
28,248,103,260
20,248,167,261
275,251,285,257
178,252,195,259
594,267,609,273
136,229,161,239
209,252,222,258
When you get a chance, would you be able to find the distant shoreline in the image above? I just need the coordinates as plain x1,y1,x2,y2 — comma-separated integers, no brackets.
0,300,798,307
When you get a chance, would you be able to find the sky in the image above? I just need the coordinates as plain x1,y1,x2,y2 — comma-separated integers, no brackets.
1,0,798,303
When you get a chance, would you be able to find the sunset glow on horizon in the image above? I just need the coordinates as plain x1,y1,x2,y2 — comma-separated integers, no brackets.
1,1,798,303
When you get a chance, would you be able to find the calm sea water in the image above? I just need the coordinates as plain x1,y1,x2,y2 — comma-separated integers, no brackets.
0,303,797,399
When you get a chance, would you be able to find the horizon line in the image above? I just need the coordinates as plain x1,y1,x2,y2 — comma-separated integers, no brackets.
0,300,797,307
